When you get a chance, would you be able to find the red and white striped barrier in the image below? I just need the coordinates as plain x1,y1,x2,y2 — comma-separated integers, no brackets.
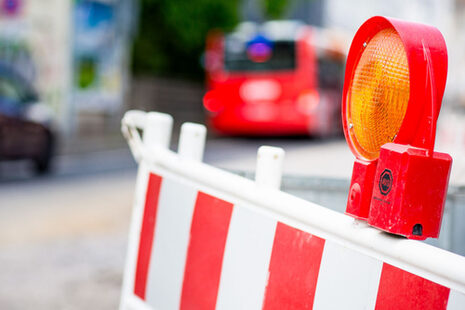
120,110,465,310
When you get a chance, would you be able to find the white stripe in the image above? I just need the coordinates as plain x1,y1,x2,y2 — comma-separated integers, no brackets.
313,241,383,310
447,290,465,310
145,178,198,309
215,206,277,310
120,165,151,310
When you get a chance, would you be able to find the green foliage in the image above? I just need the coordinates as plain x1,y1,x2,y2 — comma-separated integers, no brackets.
77,57,97,89
261,0,289,20
133,0,240,79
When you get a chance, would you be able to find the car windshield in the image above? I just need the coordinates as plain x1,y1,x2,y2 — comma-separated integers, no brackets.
317,56,345,90
224,38,296,72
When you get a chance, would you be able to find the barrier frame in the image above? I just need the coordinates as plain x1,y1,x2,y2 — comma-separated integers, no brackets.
120,110,465,310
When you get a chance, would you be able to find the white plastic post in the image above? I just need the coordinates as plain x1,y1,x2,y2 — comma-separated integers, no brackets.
178,122,207,162
255,146,285,190
143,112,173,151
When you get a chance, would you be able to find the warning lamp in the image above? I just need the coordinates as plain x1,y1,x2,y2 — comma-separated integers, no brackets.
342,16,452,240
247,35,273,63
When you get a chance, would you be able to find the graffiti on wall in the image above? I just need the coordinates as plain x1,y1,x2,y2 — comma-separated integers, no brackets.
73,0,136,112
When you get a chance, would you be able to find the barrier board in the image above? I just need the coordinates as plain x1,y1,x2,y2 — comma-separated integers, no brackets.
120,110,465,310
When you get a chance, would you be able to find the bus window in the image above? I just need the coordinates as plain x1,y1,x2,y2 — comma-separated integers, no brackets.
224,39,296,72
317,56,344,89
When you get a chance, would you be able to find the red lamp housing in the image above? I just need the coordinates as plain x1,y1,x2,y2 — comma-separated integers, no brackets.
342,16,452,240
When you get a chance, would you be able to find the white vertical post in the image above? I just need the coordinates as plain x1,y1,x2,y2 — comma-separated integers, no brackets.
255,146,285,190
178,122,207,162
143,112,173,150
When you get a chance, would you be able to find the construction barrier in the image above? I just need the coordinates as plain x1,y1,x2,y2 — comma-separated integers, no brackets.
120,110,465,310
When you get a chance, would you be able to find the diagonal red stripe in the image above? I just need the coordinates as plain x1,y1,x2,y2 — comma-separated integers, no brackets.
375,263,450,310
262,222,325,310
180,192,234,310
134,173,163,300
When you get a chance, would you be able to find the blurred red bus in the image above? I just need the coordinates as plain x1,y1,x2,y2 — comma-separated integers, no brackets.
203,21,348,136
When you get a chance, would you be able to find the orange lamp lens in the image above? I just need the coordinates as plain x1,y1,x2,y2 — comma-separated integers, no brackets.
347,28,410,160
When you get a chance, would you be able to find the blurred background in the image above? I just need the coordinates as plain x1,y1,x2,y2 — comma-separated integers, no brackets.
1,0,465,308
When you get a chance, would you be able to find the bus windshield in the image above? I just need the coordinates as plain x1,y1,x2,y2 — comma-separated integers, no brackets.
224,39,296,72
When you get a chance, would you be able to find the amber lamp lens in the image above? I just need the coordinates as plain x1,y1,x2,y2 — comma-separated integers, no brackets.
347,28,410,160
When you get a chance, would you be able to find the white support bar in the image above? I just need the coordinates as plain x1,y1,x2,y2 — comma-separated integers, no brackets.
178,122,207,162
255,146,285,190
122,110,147,128
143,112,173,150
121,110,148,162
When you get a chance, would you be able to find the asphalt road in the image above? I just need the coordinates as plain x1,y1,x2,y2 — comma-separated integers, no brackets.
0,168,136,309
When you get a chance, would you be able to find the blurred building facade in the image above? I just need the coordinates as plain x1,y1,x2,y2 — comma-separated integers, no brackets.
0,0,73,130
241,0,324,26
0,0,138,135
73,0,138,115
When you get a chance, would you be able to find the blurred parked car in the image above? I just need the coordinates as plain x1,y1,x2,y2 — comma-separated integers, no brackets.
0,63,55,174
203,20,348,136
